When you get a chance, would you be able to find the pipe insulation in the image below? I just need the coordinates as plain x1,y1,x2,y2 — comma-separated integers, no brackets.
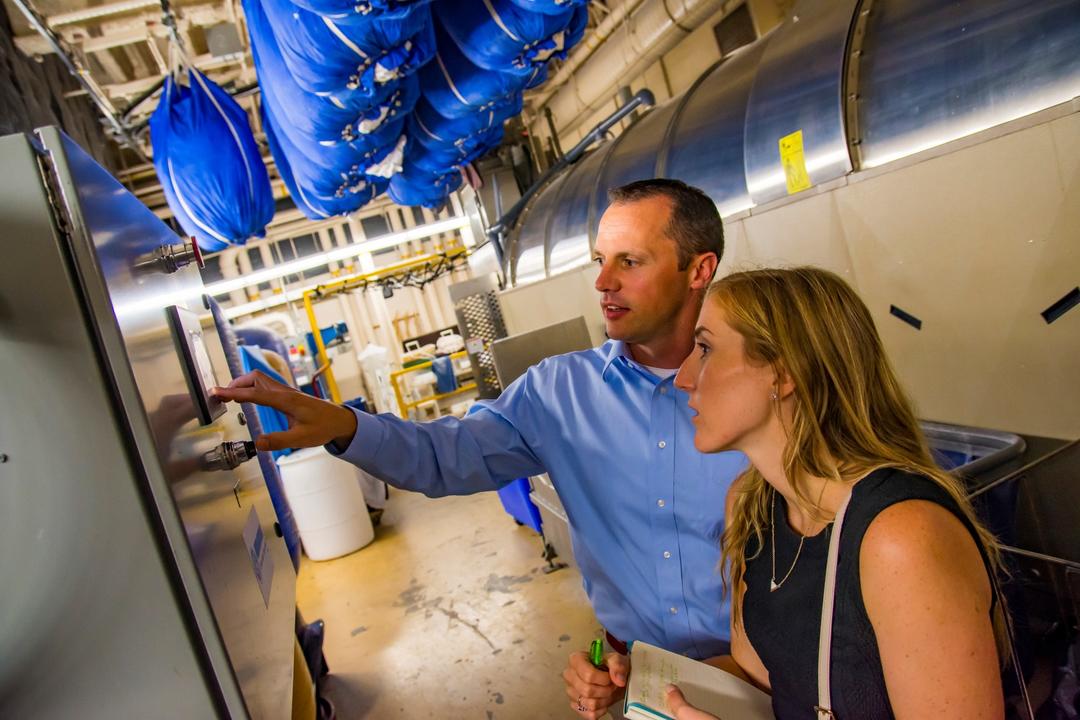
538,0,735,139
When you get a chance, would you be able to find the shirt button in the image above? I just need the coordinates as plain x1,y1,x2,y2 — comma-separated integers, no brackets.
659,386,668,395
663,551,671,559
657,499,666,508
657,440,666,449
670,607,678,615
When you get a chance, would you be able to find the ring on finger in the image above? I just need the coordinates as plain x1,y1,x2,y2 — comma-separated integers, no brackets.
577,695,586,712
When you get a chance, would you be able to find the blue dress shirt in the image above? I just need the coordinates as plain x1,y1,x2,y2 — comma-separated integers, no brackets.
330,340,747,659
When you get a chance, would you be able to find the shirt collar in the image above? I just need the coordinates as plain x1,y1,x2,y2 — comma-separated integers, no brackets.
601,339,671,385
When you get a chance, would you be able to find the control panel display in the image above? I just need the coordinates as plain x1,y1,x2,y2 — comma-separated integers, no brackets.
167,304,226,425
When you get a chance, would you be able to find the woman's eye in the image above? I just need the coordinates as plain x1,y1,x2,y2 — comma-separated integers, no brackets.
697,343,710,356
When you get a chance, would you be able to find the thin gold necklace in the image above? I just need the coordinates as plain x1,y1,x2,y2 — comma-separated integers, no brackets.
769,490,805,592
769,483,829,592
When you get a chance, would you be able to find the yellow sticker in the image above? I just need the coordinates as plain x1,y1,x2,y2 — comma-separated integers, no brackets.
779,130,812,195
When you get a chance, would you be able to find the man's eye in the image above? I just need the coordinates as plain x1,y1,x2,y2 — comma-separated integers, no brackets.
592,257,603,266
622,258,637,268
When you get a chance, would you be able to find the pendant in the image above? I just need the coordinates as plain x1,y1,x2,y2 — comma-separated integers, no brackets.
770,580,779,592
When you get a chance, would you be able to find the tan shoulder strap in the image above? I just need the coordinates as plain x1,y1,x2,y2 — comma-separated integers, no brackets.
816,489,854,720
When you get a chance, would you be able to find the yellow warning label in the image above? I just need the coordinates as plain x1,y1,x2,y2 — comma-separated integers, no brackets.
779,130,812,195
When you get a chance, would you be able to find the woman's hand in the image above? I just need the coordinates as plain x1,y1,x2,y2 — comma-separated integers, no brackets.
562,650,629,720
665,685,720,720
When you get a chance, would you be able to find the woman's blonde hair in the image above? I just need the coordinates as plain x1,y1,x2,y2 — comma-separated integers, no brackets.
710,267,1006,650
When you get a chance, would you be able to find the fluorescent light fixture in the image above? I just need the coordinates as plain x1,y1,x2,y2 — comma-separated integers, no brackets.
203,215,469,297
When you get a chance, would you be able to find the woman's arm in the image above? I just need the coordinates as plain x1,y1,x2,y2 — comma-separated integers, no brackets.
860,499,1003,719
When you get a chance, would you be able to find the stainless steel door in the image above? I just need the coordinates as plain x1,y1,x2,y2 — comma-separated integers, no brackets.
0,128,295,718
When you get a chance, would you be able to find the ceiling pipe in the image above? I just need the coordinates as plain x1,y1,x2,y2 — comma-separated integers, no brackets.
539,0,734,139
11,0,148,160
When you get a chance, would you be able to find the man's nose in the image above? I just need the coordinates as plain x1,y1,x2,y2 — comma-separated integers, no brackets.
595,264,616,292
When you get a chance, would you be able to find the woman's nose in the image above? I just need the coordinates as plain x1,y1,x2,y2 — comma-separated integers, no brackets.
674,361,693,391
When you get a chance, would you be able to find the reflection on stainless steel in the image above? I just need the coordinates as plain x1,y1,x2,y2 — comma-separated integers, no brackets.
857,0,1080,168
0,128,295,718
666,43,766,217
743,0,858,205
505,0,1080,287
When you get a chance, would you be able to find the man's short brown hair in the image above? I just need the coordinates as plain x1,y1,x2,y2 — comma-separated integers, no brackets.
608,179,724,271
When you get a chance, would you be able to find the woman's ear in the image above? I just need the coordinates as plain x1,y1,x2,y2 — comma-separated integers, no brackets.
775,367,796,400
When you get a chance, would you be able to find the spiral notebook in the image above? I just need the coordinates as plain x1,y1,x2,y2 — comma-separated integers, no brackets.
623,641,774,720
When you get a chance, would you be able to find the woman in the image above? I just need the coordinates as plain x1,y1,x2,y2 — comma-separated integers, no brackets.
666,268,1007,719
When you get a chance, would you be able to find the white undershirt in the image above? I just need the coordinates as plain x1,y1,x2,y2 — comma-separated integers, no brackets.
642,364,678,380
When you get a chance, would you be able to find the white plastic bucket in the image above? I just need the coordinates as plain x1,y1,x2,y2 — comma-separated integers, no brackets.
276,447,374,561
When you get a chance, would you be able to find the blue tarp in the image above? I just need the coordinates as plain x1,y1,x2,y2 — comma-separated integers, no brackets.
149,70,273,252
262,0,434,104
435,0,576,74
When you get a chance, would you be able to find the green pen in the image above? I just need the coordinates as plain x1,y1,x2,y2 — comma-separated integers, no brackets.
589,636,606,670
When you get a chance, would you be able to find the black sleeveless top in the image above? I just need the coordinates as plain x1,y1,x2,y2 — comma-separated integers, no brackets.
741,468,993,719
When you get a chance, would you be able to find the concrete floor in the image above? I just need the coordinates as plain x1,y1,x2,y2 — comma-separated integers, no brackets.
296,487,602,720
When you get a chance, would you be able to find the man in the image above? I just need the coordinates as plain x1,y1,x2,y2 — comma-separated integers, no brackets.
212,179,745,719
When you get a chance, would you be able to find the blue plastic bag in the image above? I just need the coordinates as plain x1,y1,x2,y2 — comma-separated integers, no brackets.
434,0,576,73
149,70,274,251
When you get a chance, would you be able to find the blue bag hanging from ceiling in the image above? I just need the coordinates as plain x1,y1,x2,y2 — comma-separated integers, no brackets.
245,0,412,163
149,70,274,252
260,0,434,105
289,0,428,24
406,124,503,176
420,20,530,119
263,104,391,219
411,92,522,152
508,0,588,15
388,155,463,209
434,0,575,74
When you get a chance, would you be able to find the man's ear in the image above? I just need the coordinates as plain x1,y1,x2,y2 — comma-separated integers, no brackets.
690,252,718,290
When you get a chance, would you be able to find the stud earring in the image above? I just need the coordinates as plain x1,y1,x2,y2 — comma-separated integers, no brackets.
769,391,778,401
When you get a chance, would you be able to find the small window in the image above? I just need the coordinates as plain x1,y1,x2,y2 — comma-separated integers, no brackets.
302,264,330,280
293,234,319,257
361,214,390,238
713,4,756,57
247,247,265,270
276,239,296,261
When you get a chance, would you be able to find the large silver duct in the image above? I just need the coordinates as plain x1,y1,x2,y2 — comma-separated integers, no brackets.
504,0,1080,286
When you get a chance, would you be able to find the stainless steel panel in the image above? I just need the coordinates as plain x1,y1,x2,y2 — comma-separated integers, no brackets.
510,173,566,285
743,0,857,205
665,39,770,217
33,128,295,718
546,149,605,276
594,100,678,200
0,132,226,720
857,0,1080,168
489,316,594,387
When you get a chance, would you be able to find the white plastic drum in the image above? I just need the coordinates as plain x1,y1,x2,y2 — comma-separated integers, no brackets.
276,447,374,560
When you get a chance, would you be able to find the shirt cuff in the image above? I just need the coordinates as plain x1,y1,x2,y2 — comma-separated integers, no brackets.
325,406,387,465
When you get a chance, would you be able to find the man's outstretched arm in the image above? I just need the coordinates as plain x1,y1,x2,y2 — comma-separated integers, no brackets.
211,370,546,497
